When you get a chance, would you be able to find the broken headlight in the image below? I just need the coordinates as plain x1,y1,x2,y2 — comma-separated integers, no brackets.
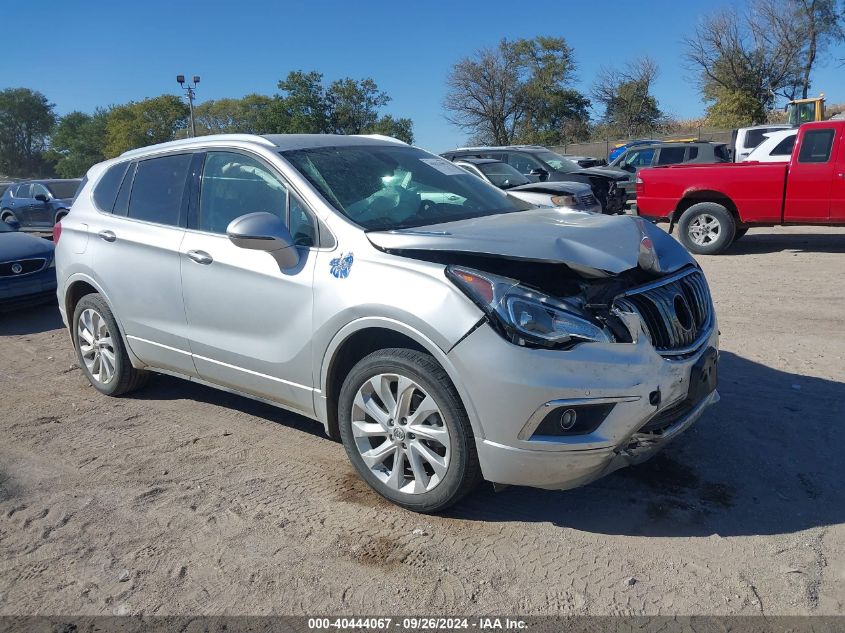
446,265,613,348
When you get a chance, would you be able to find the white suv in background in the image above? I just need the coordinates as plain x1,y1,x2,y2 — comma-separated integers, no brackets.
743,129,797,162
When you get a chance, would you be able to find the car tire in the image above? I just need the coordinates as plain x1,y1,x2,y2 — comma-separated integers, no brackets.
677,202,736,255
338,348,481,513
732,228,749,243
72,293,148,396
1,209,17,226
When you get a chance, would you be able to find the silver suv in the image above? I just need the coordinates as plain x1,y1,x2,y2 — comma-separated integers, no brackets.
55,134,719,513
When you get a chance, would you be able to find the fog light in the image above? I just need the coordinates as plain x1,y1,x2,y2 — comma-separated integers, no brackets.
559,409,577,430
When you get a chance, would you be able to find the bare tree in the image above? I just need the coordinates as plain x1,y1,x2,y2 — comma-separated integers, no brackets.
592,57,662,138
684,4,805,124
444,43,524,145
788,0,845,98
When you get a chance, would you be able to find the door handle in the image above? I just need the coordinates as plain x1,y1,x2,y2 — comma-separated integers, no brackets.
97,230,116,242
187,249,213,265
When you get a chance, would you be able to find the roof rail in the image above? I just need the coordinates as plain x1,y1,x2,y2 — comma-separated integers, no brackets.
352,134,407,145
119,134,276,158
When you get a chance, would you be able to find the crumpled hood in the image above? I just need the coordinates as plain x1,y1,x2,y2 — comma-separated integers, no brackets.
575,166,630,181
367,208,694,277
508,181,592,195
0,231,55,262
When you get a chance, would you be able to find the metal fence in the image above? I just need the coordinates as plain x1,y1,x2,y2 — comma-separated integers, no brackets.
550,127,735,160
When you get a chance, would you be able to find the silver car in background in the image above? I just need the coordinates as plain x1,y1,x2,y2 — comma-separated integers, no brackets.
55,133,719,513
451,157,602,214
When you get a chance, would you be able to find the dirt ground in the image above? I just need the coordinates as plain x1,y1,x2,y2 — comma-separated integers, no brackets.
0,225,843,616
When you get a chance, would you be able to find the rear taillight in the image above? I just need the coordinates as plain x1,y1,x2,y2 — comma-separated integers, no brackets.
635,176,644,197
52,221,62,244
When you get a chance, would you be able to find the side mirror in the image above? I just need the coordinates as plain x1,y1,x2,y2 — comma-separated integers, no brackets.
226,212,300,269
529,167,549,180
35,194,49,202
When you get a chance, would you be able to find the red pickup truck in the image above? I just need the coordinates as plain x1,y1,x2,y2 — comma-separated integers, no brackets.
636,120,845,254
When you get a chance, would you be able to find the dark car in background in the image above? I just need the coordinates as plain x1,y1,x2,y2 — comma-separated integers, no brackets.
0,219,56,310
608,139,660,162
452,157,602,213
610,142,731,207
441,146,627,214
0,179,81,231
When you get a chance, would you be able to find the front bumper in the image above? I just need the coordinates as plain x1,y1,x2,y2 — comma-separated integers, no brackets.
447,321,719,489
0,269,57,310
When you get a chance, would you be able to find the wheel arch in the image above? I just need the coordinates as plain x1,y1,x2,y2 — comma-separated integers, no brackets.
62,273,144,369
673,191,742,226
318,318,482,441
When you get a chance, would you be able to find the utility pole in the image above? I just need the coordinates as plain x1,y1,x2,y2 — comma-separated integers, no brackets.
176,74,200,137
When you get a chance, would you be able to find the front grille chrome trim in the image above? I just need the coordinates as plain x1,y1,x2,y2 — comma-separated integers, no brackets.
613,267,714,358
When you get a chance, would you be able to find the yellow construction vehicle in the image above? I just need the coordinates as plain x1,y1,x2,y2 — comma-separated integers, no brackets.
786,94,825,125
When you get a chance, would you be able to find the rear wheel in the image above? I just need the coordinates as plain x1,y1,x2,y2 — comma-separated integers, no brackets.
72,294,148,396
338,348,481,513
1,209,17,226
677,202,736,255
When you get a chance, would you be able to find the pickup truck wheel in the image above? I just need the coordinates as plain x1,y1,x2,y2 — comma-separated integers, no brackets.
338,348,481,513
677,203,736,255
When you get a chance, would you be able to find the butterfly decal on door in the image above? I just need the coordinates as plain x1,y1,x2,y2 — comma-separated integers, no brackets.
330,252,354,278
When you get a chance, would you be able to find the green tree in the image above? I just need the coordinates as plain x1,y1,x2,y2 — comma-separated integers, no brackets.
104,95,189,157
364,115,414,144
592,57,663,138
444,36,589,146
50,109,109,178
263,71,330,134
0,88,56,177
326,77,389,135
193,94,274,135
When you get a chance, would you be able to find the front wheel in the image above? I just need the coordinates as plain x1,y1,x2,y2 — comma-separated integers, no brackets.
72,294,148,396
677,202,736,255
338,348,481,513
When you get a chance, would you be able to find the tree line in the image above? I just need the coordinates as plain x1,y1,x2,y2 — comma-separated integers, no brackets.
1,0,842,178
0,72,413,179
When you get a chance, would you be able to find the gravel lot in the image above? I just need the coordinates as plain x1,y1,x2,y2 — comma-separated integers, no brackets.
0,225,843,616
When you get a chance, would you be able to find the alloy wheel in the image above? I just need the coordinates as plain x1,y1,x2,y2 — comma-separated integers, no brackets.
688,214,721,246
77,308,116,384
351,373,450,494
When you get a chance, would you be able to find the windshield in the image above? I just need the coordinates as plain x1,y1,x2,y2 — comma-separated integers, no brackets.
46,181,81,199
476,162,531,189
282,145,532,230
532,150,579,173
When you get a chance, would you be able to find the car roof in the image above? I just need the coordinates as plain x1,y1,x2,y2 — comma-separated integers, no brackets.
18,178,81,184
119,133,408,158
448,145,548,152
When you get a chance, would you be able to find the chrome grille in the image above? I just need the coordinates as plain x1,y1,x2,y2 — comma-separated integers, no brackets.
614,269,713,356
0,258,47,277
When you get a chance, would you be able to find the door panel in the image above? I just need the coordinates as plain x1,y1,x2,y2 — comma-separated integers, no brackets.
93,216,196,375
180,234,317,414
784,128,836,223
830,131,845,222
29,184,53,226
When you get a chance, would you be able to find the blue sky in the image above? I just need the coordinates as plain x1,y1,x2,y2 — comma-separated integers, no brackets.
4,0,844,152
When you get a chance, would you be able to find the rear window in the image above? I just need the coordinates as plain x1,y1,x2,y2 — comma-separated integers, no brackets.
656,147,686,165
46,181,81,199
688,147,699,160
14,184,31,198
714,145,731,162
798,129,835,163
745,128,782,149
127,154,192,226
772,135,797,156
93,163,129,212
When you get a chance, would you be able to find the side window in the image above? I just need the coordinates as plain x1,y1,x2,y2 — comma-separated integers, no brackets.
113,163,137,216
506,152,542,174
772,135,797,156
688,147,699,160
199,151,287,234
656,147,686,165
127,154,192,226
288,192,317,247
31,183,50,198
93,162,130,212
15,184,31,198
798,129,835,163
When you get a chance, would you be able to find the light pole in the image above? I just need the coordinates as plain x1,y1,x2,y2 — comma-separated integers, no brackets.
177,74,200,137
